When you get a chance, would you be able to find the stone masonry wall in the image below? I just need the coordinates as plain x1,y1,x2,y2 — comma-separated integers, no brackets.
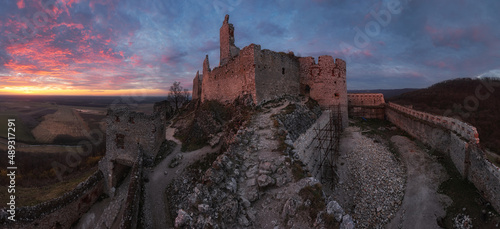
192,71,202,100
119,150,143,229
100,107,165,194
220,15,240,66
299,56,348,127
254,48,300,103
348,93,385,119
385,102,500,212
348,93,385,106
201,45,257,103
293,110,331,178
2,171,104,229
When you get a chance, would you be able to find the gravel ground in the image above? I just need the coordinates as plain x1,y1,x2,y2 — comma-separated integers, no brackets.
333,126,406,228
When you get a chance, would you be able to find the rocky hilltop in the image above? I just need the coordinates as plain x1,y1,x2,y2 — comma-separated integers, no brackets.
166,96,354,228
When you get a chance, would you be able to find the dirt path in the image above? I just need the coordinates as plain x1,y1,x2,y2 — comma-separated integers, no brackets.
143,125,220,228
387,135,452,229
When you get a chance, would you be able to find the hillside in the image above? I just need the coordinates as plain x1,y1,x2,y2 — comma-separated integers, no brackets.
388,77,500,154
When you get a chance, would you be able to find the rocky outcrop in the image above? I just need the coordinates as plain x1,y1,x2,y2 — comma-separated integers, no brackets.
167,98,351,228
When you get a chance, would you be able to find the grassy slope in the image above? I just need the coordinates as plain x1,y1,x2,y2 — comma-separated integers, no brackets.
0,168,97,207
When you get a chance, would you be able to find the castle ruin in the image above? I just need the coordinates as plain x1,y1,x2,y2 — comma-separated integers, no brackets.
99,107,165,195
192,15,348,127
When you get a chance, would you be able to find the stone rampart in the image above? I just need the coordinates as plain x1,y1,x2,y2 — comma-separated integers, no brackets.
385,102,500,212
293,110,332,178
101,107,165,195
348,93,385,119
387,103,478,143
254,48,301,103
348,93,385,106
201,45,257,103
1,171,104,229
119,149,143,229
299,56,348,127
192,71,202,100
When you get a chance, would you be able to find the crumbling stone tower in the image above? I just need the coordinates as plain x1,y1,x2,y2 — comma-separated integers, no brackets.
220,15,240,66
192,71,202,100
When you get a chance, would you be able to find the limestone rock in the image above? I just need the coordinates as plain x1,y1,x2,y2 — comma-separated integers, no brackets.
340,214,355,229
326,200,344,222
174,209,192,228
257,174,275,187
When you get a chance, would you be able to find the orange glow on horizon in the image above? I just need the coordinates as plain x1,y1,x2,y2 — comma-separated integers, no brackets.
0,86,169,96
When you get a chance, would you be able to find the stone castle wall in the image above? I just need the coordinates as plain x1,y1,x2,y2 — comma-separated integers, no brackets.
385,102,500,212
220,15,240,66
254,48,301,103
201,45,257,103
299,56,348,127
2,171,104,229
387,103,478,143
100,107,165,194
118,150,143,229
192,71,202,100
293,110,332,178
348,93,385,106
348,93,385,119
196,15,348,124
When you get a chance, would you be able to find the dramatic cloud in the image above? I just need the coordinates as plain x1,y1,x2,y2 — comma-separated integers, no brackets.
0,0,499,95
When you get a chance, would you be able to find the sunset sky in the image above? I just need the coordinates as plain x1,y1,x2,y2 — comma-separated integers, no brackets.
0,0,499,96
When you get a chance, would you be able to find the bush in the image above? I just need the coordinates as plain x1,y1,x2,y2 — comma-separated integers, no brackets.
175,98,253,152
299,183,325,221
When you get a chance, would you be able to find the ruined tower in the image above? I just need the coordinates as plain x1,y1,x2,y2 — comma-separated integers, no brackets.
219,14,240,66
192,71,202,100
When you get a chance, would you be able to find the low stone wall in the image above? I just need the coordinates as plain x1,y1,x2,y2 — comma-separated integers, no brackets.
119,150,144,229
385,102,500,212
348,105,385,119
347,93,385,106
347,93,385,119
1,171,104,229
387,103,479,143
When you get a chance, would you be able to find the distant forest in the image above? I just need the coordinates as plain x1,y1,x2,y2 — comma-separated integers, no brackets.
388,77,500,154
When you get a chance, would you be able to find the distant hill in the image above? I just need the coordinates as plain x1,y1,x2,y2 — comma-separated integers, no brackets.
388,77,500,154
348,88,419,99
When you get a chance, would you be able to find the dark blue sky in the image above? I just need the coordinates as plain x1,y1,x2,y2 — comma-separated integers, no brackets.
0,0,499,95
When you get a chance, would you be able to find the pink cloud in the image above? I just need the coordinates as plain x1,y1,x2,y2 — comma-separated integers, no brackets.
17,0,25,9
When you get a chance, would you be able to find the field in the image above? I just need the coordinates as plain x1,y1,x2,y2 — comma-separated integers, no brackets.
0,95,165,207
32,107,92,143
0,168,97,207
0,101,57,143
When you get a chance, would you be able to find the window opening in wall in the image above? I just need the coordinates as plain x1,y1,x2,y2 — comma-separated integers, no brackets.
115,134,125,149
334,93,340,98
282,68,285,75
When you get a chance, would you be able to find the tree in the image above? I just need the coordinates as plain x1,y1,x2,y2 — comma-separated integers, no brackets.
169,81,191,111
